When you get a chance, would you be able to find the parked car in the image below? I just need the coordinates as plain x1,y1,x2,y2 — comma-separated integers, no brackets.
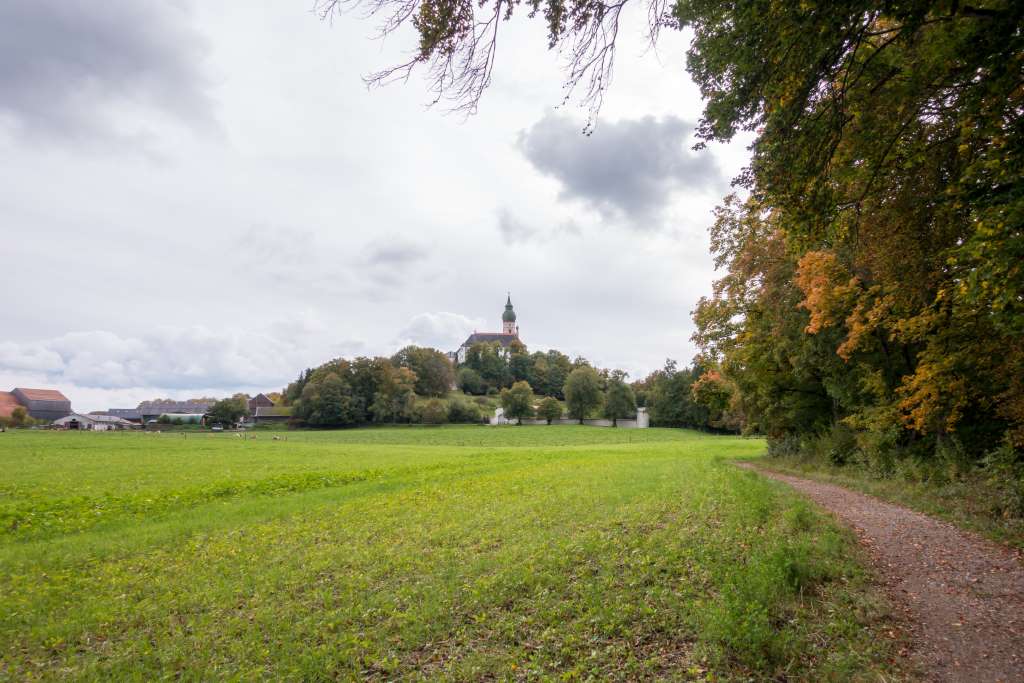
211,425,224,432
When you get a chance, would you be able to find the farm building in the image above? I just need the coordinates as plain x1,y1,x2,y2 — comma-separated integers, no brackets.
53,413,135,431
156,413,204,424
247,393,275,413
11,388,71,421
252,406,292,425
102,408,142,423
138,400,213,423
0,392,20,419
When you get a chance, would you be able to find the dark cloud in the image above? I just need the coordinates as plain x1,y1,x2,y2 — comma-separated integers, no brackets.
0,0,214,141
517,113,725,228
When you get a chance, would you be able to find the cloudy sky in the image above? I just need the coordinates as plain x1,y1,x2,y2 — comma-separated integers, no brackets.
0,0,750,412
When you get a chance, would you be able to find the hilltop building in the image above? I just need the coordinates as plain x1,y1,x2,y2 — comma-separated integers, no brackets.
454,295,521,364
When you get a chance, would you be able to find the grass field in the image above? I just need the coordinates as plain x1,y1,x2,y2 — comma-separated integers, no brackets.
0,427,900,681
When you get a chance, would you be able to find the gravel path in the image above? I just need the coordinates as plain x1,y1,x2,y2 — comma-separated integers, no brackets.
736,463,1024,682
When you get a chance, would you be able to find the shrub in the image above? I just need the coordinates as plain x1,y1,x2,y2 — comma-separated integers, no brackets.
447,397,482,424
419,399,448,425
983,438,1024,519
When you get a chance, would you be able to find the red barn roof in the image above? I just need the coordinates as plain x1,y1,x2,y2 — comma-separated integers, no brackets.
14,388,69,402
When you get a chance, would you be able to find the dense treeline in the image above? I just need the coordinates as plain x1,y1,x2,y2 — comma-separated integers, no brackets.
678,2,1022,482
282,346,470,427
456,342,575,398
280,342,687,428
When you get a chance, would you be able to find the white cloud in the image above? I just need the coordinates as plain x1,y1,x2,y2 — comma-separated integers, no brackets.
395,312,485,351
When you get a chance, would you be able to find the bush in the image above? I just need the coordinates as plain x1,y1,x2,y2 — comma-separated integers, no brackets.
419,399,448,425
447,397,482,424
983,438,1024,519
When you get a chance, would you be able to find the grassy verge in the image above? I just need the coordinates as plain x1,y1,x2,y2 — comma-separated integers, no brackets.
752,455,1024,550
1,427,906,680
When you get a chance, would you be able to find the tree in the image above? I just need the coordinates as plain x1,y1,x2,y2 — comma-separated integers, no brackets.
392,346,455,397
370,366,418,423
564,366,602,424
464,342,510,390
538,397,563,425
603,377,636,427
683,3,1024,461
316,0,645,118
500,381,535,425
295,372,362,427
207,397,248,427
457,367,485,395
10,406,28,428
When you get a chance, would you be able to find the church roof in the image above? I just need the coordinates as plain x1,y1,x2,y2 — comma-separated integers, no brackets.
461,332,518,348
502,295,516,323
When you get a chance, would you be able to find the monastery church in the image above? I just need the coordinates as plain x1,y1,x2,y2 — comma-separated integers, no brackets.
454,295,520,363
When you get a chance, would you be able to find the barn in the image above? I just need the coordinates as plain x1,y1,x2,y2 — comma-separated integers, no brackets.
10,388,71,421
0,392,20,419
53,413,135,431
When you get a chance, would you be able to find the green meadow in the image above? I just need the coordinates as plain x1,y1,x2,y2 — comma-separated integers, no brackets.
0,427,899,681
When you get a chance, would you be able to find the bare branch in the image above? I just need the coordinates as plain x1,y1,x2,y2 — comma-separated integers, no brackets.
315,0,653,121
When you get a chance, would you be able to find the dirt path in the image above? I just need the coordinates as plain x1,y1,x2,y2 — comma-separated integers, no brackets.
736,463,1024,683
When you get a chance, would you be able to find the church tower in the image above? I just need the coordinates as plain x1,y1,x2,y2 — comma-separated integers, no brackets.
502,294,518,336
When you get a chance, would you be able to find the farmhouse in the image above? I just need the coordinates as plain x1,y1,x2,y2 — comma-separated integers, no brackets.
53,413,135,431
454,295,521,363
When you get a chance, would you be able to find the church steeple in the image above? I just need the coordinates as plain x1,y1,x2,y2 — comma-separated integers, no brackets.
502,293,518,335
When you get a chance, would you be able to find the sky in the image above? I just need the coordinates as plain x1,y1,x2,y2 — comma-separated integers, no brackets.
0,0,751,412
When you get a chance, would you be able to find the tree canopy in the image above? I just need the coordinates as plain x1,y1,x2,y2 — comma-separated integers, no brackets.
564,366,603,423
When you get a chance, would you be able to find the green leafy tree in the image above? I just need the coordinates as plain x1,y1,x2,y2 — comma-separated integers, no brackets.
500,380,535,425
537,397,563,425
392,346,455,397
564,366,602,424
10,406,28,428
207,397,248,427
457,367,485,395
370,366,418,423
465,342,510,390
295,372,361,427
603,377,636,427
